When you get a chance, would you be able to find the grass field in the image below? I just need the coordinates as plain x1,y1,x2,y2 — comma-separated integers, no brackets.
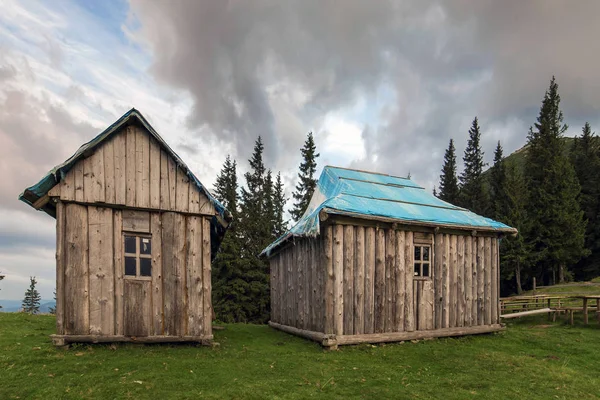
1,313,600,399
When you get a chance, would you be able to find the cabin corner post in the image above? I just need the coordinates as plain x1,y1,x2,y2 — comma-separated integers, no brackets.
55,201,65,335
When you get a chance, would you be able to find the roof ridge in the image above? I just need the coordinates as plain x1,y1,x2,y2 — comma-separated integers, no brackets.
325,165,411,180
338,176,424,190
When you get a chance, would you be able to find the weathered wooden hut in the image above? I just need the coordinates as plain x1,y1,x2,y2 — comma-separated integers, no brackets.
19,109,231,346
262,166,516,348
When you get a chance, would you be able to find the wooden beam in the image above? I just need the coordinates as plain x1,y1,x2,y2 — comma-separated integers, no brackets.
32,194,50,210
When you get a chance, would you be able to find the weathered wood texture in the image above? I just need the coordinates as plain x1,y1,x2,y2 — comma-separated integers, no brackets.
268,225,500,339
52,125,214,215
58,206,212,341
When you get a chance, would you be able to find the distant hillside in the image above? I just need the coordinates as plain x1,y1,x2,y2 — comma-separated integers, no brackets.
0,299,55,313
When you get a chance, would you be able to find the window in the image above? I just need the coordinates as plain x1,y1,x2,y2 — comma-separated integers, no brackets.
414,245,431,278
124,235,152,278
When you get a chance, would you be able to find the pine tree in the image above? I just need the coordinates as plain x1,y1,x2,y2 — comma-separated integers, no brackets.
459,117,488,214
498,165,531,294
524,76,587,284
291,132,319,221
489,142,509,220
571,122,600,279
438,139,460,204
212,155,247,322
238,137,272,323
263,170,275,237
22,276,41,314
273,172,288,238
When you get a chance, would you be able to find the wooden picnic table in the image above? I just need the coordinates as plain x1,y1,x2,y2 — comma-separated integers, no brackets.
569,295,600,325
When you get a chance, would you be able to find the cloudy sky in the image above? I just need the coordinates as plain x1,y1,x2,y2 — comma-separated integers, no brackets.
1,0,600,300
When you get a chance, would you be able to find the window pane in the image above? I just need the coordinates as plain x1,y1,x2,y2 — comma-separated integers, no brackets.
140,237,152,255
124,236,136,254
414,246,421,261
414,263,421,276
125,257,136,276
140,258,152,276
423,246,430,261
423,263,430,277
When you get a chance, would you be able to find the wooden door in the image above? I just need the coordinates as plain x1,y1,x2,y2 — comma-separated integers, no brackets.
123,280,151,337
413,242,434,330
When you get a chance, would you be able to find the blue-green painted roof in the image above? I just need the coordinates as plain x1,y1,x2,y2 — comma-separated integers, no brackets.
262,166,516,257
19,108,231,256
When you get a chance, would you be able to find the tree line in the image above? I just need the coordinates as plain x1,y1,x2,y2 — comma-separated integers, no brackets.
437,77,598,294
212,133,319,323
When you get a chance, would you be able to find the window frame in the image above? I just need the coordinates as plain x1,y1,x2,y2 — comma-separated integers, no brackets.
123,233,152,280
413,243,432,280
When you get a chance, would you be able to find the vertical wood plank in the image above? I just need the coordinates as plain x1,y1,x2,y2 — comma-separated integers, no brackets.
83,156,94,203
287,246,293,327
186,216,203,336
60,169,76,201
88,207,114,335
271,259,277,324
424,280,434,330
162,212,185,336
64,204,89,335
113,131,126,205
149,137,161,209
464,236,473,327
471,235,478,325
160,150,170,209
384,229,395,333
113,210,123,335
123,280,151,337
364,227,376,334
374,228,386,334
280,251,286,327
202,217,212,337
333,224,344,335
404,231,415,332
484,237,492,325
91,147,105,203
136,127,150,208
74,161,84,202
176,168,190,213
395,231,405,332
168,157,177,210
310,241,317,331
151,213,163,336
418,280,426,330
491,237,498,324
55,202,65,335
434,233,443,329
477,236,485,325
103,138,115,204
298,240,305,330
343,225,354,335
442,234,450,328
126,126,136,206
456,235,465,327
449,235,457,328
354,226,365,335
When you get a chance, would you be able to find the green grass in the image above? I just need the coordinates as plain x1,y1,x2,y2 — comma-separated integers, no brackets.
522,281,600,296
1,313,600,399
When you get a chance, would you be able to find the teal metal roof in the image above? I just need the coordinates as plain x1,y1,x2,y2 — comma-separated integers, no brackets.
19,108,231,256
262,166,516,257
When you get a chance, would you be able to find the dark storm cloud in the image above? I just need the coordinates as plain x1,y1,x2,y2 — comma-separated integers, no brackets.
131,0,600,185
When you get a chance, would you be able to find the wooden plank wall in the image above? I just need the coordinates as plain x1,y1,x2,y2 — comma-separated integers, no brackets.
269,224,500,336
50,125,214,216
58,205,212,339
269,237,325,333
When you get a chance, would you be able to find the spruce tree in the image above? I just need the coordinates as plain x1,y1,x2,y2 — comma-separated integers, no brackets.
571,122,600,279
498,165,531,294
489,142,509,220
438,139,460,204
459,117,488,214
49,290,56,314
212,156,246,322
524,77,586,284
263,170,275,237
238,137,272,323
22,276,41,314
291,132,319,221
273,172,288,238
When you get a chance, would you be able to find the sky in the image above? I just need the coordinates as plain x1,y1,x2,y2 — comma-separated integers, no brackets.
1,0,600,300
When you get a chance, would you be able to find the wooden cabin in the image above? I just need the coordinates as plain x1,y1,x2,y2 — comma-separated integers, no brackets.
19,109,231,346
262,166,516,349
